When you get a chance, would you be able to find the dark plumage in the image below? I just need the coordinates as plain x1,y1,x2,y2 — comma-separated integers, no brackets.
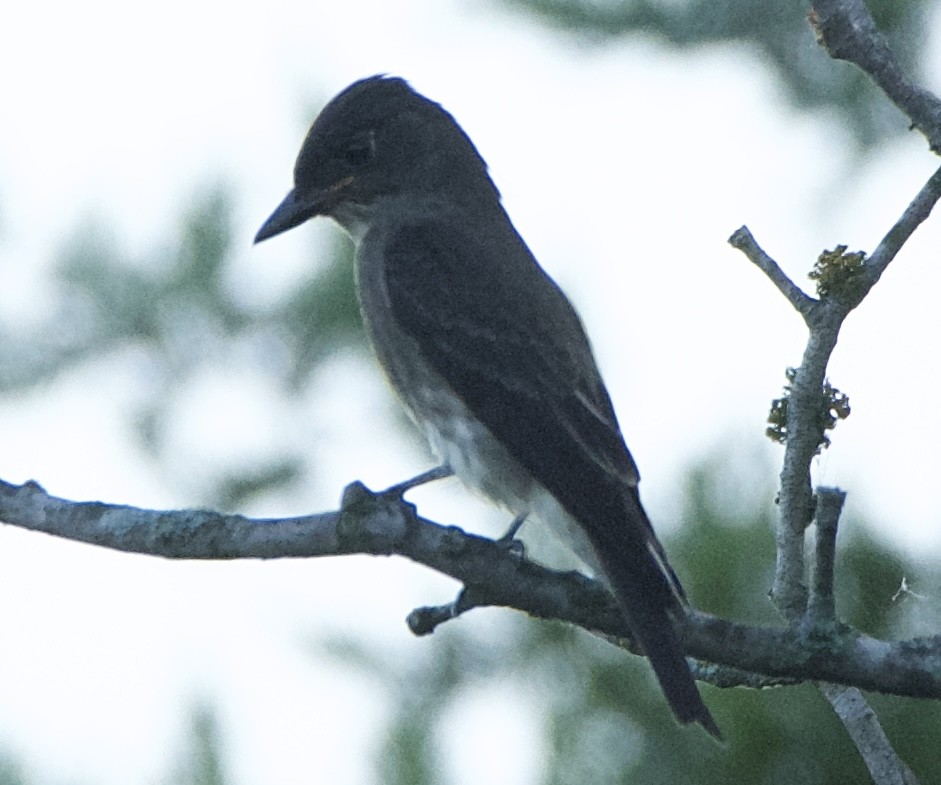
256,75,719,737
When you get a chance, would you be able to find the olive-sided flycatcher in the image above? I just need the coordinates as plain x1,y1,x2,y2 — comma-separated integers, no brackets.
255,75,718,736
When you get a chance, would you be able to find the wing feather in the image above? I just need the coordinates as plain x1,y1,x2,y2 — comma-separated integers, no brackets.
383,218,639,523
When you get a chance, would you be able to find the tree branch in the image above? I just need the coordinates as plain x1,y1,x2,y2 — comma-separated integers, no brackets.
819,685,921,785
800,488,917,785
728,153,941,623
2,477,941,701
810,0,941,153
864,164,941,286
725,4,941,774
728,227,816,320
807,486,845,625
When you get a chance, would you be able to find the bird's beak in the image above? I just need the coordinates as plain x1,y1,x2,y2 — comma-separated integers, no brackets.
254,189,319,244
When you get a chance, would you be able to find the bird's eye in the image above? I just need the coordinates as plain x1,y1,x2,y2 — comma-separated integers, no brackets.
344,132,376,167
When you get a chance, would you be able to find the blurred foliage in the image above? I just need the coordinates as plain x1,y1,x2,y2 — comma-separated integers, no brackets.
497,0,929,147
169,705,230,785
0,706,232,785
317,458,941,785
0,758,28,785
0,187,365,508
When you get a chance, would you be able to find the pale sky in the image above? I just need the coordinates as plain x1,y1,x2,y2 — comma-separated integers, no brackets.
1,1,940,783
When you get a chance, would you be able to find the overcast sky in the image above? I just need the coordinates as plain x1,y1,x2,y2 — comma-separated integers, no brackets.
1,1,940,783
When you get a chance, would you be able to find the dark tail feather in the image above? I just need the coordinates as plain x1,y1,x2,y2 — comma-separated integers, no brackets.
590,490,721,739
621,590,722,738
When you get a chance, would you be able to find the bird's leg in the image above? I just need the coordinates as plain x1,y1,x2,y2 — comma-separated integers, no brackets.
499,513,527,542
382,464,454,498
496,513,528,560
340,465,455,544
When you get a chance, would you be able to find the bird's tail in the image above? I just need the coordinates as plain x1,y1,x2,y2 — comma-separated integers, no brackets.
590,489,721,738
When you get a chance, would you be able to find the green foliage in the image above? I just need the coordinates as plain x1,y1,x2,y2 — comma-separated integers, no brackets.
498,0,926,147
671,458,776,624
837,533,918,639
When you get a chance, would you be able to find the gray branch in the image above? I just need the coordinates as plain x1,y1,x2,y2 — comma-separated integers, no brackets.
722,2,941,778
728,154,941,621
810,0,941,153
728,164,938,785
807,486,845,624
2,477,941,701
728,226,816,321
865,164,941,285
819,685,920,785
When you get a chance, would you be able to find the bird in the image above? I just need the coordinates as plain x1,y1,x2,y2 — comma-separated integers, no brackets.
255,75,719,737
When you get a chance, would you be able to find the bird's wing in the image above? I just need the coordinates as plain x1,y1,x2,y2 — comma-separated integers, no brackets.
383,217,644,542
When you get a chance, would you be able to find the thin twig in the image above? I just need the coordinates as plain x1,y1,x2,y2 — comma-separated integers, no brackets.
864,164,941,285
728,226,817,320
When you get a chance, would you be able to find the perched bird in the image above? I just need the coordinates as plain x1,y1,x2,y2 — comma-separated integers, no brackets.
255,75,718,736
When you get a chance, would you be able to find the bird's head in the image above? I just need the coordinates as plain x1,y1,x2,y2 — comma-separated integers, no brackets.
255,75,500,243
